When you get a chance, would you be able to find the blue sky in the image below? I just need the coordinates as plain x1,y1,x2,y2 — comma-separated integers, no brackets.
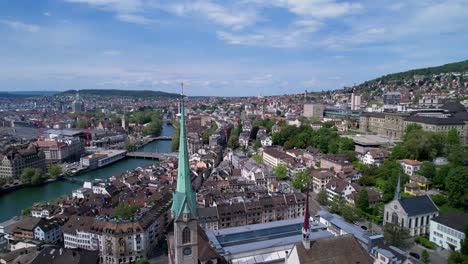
0,0,467,96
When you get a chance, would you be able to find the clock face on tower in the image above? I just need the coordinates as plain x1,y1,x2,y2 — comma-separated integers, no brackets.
183,247,192,256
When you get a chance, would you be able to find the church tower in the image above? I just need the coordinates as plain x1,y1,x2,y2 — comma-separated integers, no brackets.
302,189,311,249
171,86,199,264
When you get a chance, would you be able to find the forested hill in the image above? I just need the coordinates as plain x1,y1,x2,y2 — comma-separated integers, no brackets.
366,60,468,84
61,89,181,99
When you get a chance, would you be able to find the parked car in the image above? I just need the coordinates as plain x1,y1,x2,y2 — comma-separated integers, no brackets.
409,252,420,259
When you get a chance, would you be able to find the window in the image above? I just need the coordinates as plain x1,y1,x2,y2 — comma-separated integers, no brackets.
182,227,190,244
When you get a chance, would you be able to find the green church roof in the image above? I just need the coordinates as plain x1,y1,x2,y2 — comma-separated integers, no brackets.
171,98,198,220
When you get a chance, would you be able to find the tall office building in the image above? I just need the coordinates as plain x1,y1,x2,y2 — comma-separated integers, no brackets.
351,90,361,110
71,93,85,113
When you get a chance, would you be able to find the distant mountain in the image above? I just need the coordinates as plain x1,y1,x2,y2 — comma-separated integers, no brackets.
0,92,31,98
367,60,468,84
61,89,181,99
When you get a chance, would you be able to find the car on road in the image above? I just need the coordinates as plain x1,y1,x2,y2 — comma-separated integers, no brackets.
361,225,368,230
409,252,420,259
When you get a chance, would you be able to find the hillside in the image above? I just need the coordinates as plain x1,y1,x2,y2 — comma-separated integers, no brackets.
61,89,181,99
368,60,468,83
348,59,468,100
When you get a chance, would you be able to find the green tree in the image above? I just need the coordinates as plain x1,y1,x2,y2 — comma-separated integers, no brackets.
461,224,468,256
448,251,468,264
383,223,409,247
74,119,87,129
291,171,312,192
20,168,36,184
31,169,43,184
21,207,31,215
447,128,460,146
389,145,410,160
252,155,263,164
112,204,142,220
317,190,328,205
253,139,262,151
48,164,62,179
418,161,436,179
422,249,430,264
123,141,137,152
356,189,369,212
341,205,358,223
136,259,150,264
273,164,288,180
446,167,468,209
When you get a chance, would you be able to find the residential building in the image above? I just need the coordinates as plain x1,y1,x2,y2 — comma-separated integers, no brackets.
262,148,294,168
33,218,63,244
303,103,324,118
320,154,352,172
399,159,422,176
0,146,46,179
310,169,334,194
404,175,431,196
361,148,388,166
429,213,468,251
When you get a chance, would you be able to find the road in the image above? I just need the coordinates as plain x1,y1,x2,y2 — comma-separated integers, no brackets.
407,242,450,264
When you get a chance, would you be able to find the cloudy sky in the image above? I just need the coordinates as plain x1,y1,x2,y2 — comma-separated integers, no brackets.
0,0,467,96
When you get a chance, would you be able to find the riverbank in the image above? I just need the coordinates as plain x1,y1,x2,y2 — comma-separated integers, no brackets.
0,124,174,222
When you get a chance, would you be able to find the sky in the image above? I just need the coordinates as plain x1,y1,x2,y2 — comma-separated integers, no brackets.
0,0,467,96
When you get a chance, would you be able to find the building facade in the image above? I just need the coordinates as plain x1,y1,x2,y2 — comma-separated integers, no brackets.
429,213,468,251
0,146,46,179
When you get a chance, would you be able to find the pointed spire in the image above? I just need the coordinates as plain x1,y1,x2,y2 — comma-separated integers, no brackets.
302,188,311,249
394,174,401,200
303,189,310,232
171,83,198,220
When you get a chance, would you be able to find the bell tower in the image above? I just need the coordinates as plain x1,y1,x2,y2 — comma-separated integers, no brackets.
171,83,199,264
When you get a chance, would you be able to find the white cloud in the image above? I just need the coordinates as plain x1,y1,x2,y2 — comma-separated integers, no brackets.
0,19,40,32
63,0,143,13
43,12,51,17
165,1,258,30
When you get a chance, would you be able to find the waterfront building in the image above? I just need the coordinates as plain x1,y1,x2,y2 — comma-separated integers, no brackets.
383,176,439,236
31,137,83,164
33,218,63,244
0,146,46,179
429,212,468,251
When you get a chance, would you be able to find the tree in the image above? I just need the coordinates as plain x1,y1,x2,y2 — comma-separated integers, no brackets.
445,166,468,209
136,259,150,264
418,161,436,179
448,251,468,264
20,168,36,184
383,223,409,247
252,155,263,164
273,164,288,180
461,224,468,256
422,249,430,264
112,204,142,220
48,164,62,179
291,171,312,192
341,205,358,223
447,128,460,146
31,171,43,185
356,190,369,212
317,190,328,205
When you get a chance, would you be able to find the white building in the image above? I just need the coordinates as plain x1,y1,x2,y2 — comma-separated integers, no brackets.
260,136,272,147
34,219,63,244
430,213,467,251
399,159,422,176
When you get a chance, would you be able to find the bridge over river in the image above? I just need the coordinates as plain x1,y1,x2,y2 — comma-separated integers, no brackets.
126,152,178,160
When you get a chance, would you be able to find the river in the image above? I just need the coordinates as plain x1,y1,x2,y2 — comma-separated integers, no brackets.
0,123,174,222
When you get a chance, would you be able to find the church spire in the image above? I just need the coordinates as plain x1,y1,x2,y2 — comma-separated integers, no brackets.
394,174,401,200
171,83,198,220
302,189,311,249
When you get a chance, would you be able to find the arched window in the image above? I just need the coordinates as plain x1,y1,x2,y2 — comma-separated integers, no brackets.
391,212,399,225
182,227,191,244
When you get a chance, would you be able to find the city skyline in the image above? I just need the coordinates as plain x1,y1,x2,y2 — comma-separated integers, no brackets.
0,0,467,96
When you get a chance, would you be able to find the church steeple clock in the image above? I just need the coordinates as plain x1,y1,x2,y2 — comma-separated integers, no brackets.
171,84,199,264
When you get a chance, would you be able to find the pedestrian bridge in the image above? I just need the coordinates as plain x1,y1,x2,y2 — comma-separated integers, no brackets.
126,152,178,160
150,136,172,140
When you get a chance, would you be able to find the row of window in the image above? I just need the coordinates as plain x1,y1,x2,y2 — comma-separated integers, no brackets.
437,224,464,239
